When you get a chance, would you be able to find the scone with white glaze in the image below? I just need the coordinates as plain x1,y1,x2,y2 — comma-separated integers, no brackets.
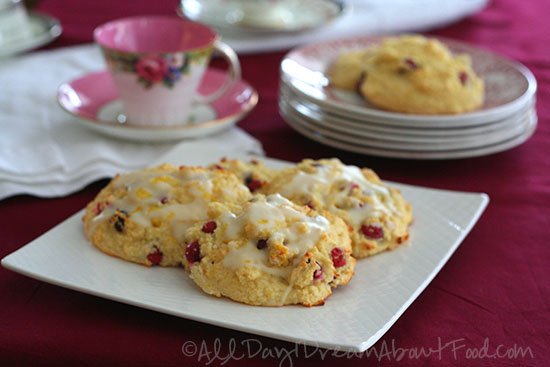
182,194,355,306
209,157,278,194
267,159,412,258
82,164,252,267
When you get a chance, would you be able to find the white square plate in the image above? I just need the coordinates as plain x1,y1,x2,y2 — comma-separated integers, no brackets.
1,154,489,352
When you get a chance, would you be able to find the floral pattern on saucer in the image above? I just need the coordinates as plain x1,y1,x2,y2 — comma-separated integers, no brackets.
102,47,212,89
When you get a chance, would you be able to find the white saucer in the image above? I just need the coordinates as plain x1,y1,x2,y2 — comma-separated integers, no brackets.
58,69,258,142
0,12,62,58
180,0,345,35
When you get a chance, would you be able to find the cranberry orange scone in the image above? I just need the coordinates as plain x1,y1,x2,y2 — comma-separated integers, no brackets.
82,164,251,267
358,34,484,114
267,159,413,258
181,194,355,306
209,157,278,194
327,49,373,91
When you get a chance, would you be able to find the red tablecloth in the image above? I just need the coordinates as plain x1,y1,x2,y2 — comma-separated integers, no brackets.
1,1,549,366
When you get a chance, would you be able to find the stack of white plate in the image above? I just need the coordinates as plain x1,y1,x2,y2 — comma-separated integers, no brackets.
278,36,538,159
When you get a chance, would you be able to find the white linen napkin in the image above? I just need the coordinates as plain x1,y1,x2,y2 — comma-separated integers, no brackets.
0,45,263,200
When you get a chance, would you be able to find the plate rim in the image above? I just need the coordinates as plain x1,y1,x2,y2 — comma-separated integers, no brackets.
281,105,538,159
179,0,347,35
280,81,536,135
282,98,535,150
281,87,536,140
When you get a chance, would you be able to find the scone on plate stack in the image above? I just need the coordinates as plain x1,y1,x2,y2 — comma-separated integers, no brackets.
267,159,413,258
329,34,484,114
82,164,251,267
181,194,355,306
326,49,373,91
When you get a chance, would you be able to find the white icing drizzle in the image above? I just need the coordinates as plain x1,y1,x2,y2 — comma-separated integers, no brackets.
340,165,389,196
90,168,214,240
221,194,330,279
218,212,242,240
279,161,397,228
149,201,209,222
278,165,332,198
223,240,289,277
280,283,294,305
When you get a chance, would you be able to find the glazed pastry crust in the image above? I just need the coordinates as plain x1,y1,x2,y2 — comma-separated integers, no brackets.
182,195,355,306
267,158,413,258
82,164,251,267
209,157,278,194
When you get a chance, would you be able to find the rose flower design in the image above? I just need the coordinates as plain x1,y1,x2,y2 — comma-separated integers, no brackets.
135,55,169,87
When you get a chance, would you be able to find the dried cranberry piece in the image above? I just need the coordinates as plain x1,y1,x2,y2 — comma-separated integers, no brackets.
349,182,360,193
201,221,217,234
112,210,127,232
147,247,163,266
160,197,169,204
356,71,368,94
404,58,418,70
331,247,346,268
94,202,106,215
256,239,268,250
185,241,201,264
313,263,324,281
459,71,469,85
361,224,384,240
245,175,263,192
113,217,124,232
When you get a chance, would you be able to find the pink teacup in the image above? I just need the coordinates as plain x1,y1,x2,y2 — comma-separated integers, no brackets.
94,16,241,126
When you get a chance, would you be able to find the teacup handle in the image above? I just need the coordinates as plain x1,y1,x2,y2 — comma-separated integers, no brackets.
194,40,241,105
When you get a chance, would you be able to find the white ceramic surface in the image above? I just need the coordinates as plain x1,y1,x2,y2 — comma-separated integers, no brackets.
280,82,536,138
195,0,489,54
180,0,345,34
280,36,537,127
281,105,538,159
285,96,535,141
281,98,535,150
2,154,489,352
0,12,61,57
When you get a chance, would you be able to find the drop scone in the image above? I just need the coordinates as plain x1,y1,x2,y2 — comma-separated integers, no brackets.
82,164,251,267
327,49,373,91
358,35,484,114
209,157,278,194
267,159,413,258
182,194,355,306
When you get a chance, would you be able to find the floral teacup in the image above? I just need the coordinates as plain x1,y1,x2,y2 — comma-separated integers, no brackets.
94,16,240,126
